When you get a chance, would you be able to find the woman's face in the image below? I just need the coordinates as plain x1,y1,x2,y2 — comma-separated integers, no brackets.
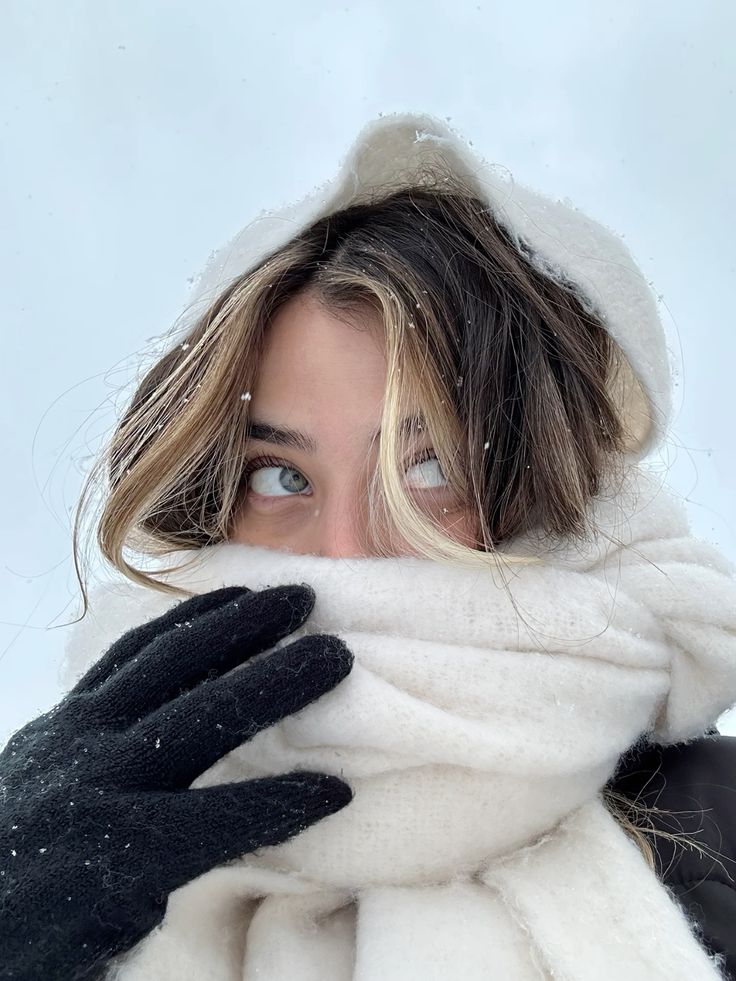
230,292,478,557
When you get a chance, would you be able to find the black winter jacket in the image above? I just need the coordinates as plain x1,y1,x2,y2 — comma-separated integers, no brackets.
608,730,736,977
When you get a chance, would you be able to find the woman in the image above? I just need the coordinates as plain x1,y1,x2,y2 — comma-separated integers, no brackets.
2,111,735,980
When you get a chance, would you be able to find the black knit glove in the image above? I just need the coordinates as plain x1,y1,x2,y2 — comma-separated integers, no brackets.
0,584,354,981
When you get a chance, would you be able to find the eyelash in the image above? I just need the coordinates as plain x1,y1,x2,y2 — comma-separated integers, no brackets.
240,449,440,494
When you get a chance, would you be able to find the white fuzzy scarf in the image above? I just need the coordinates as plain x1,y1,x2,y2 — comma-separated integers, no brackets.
63,465,736,980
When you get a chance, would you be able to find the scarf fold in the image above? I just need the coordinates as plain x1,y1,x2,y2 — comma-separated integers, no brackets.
62,464,736,980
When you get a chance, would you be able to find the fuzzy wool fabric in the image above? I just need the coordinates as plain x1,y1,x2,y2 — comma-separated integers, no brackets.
61,463,736,980
176,109,679,464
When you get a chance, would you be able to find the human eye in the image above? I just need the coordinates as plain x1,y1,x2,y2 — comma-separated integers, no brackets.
242,456,311,498
405,450,448,490
240,451,448,499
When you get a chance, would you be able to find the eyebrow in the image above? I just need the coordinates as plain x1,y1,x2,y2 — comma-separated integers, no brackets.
245,413,426,453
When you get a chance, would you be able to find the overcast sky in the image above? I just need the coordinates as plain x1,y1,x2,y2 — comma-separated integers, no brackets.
2,0,735,743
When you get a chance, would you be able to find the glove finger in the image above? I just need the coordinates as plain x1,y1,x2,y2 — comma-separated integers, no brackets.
85,584,317,724
72,587,253,695
117,634,353,789
125,773,352,894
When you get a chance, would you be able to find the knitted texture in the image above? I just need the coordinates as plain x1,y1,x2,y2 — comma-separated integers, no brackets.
60,464,736,980
0,585,353,981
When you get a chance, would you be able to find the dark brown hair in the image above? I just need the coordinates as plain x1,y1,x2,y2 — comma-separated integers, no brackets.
75,165,646,597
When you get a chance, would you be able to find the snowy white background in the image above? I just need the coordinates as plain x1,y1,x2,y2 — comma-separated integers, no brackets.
1,0,735,744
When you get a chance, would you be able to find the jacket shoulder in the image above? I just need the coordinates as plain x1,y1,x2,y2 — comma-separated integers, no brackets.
609,732,736,976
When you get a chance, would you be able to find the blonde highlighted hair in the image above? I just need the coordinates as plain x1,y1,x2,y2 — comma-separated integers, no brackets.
75,166,642,589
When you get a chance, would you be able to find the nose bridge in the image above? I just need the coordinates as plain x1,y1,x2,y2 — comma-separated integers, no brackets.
311,481,373,558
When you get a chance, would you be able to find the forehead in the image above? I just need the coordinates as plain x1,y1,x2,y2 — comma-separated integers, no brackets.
262,293,384,367
251,293,389,439
258,293,386,383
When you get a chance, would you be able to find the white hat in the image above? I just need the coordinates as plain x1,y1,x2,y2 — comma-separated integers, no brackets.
182,110,678,462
